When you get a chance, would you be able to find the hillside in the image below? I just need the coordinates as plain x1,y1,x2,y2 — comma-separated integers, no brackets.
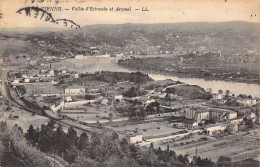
165,84,212,100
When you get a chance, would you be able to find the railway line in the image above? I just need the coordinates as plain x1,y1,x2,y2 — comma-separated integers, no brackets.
3,70,101,134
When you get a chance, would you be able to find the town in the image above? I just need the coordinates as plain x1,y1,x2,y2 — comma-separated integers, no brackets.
0,21,259,167
2,54,259,164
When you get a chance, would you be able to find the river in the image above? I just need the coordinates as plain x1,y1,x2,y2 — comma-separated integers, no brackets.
53,57,260,97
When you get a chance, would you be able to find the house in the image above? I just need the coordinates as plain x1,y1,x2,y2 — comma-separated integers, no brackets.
13,79,20,84
184,119,198,129
24,78,30,83
252,98,257,105
75,55,84,59
49,70,55,76
248,112,257,122
146,99,155,105
101,98,109,105
212,93,222,100
65,86,86,94
236,98,256,106
226,124,238,134
74,73,79,78
61,69,67,74
127,134,143,144
229,118,243,124
22,74,28,78
167,93,178,100
64,96,72,102
204,123,227,135
114,95,123,101
228,111,237,120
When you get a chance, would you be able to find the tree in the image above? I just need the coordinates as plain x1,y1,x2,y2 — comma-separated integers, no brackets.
124,87,139,97
217,156,232,167
105,156,140,167
64,145,78,163
165,87,176,94
78,132,89,150
38,124,54,152
1,125,55,167
54,125,67,155
139,150,159,167
218,89,223,94
244,117,254,129
25,125,38,146
90,132,101,146
120,138,130,154
67,127,78,146
166,145,170,153
149,143,154,150
110,131,119,141
225,90,230,96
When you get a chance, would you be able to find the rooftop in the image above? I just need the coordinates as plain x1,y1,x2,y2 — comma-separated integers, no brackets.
65,85,86,89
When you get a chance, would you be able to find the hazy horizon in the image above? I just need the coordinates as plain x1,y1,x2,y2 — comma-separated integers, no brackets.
1,0,259,30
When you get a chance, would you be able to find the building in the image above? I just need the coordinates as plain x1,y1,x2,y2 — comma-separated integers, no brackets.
185,107,210,122
226,124,238,134
229,118,243,124
114,95,123,101
12,79,20,84
184,119,198,129
212,93,223,100
49,70,55,76
24,78,30,83
101,98,109,105
204,123,227,135
75,55,84,59
236,98,257,106
146,99,155,105
65,86,86,94
50,101,65,114
127,134,143,144
74,73,79,78
209,108,237,122
64,96,72,102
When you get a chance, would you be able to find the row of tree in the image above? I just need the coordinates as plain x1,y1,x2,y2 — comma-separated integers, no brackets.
1,120,194,167
78,71,153,84
1,120,238,167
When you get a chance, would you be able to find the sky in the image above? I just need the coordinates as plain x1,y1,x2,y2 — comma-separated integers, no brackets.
0,0,259,29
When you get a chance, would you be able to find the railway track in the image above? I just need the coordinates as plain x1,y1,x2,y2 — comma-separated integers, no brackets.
4,79,99,134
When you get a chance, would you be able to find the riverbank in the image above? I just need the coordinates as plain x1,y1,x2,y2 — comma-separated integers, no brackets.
117,57,260,85
118,64,259,85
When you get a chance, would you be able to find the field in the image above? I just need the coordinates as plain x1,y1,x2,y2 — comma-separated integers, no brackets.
0,106,50,130
156,128,260,162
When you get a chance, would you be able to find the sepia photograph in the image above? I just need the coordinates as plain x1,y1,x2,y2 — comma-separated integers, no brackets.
0,0,259,166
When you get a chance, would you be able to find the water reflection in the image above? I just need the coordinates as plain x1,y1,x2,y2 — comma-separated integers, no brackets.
53,57,259,97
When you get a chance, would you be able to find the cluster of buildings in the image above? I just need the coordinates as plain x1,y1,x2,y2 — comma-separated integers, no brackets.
11,68,79,86
183,106,259,135
211,92,258,106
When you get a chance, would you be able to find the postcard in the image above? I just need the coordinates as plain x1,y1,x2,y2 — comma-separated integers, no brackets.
0,0,259,167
